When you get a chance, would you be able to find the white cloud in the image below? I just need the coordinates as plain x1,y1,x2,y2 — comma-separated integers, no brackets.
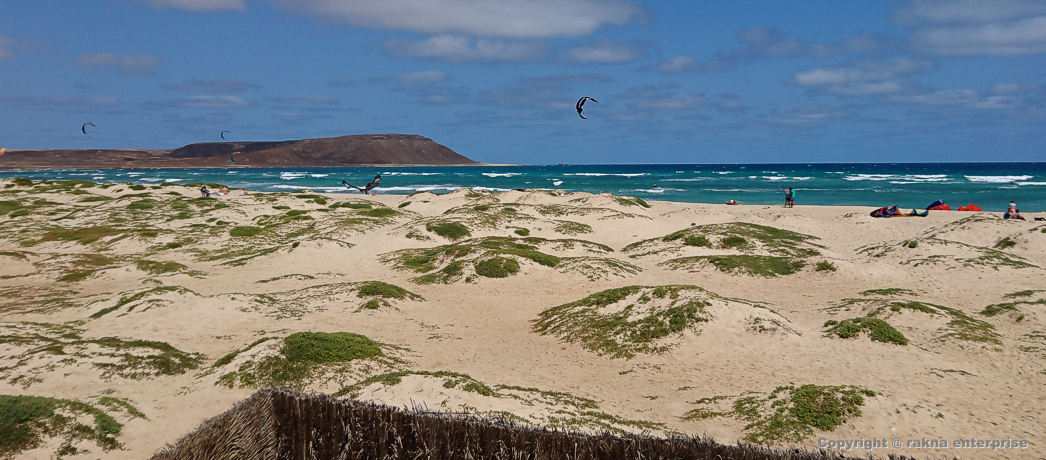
789,58,935,95
391,70,449,84
895,0,1046,55
384,35,546,62
561,40,645,64
911,16,1046,55
271,0,645,39
75,52,163,75
166,95,251,109
138,0,245,11
895,0,1046,25
656,56,698,74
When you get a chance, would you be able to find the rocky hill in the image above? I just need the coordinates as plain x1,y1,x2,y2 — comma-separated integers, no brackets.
0,134,478,169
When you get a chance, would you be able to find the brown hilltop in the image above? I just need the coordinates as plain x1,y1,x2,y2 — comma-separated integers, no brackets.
0,134,479,169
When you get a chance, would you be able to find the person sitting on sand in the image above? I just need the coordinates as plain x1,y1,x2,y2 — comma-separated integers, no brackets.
726,199,738,205
219,186,229,196
1006,209,1026,220
200,185,210,197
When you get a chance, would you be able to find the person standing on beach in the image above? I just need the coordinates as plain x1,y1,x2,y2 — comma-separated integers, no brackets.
1010,200,1017,212
784,186,794,207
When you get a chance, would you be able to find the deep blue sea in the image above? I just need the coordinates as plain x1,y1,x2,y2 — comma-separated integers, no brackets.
3,163,1044,212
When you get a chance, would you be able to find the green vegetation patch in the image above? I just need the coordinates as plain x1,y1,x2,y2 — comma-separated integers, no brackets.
660,255,806,277
34,226,128,245
135,259,188,275
0,394,144,458
216,332,399,390
330,201,372,209
513,228,530,236
826,298,1000,345
981,298,1046,317
683,385,875,445
628,222,822,259
229,226,265,237
533,285,719,359
825,317,909,345
295,194,328,205
614,196,650,208
125,199,155,210
474,257,520,278
554,220,593,235
860,288,916,296
815,261,837,272
355,281,422,301
58,271,93,282
426,221,471,241
0,201,23,215
359,208,398,218
0,322,203,386
994,236,1017,249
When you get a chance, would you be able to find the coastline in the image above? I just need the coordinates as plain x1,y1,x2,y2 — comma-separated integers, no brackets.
0,179,1043,459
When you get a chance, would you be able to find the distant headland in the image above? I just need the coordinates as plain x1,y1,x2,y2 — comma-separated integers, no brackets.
0,134,480,169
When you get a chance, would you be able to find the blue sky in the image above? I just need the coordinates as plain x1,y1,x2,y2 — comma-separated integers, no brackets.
1,0,1044,164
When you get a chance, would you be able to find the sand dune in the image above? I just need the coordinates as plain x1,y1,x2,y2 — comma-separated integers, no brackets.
0,178,1042,459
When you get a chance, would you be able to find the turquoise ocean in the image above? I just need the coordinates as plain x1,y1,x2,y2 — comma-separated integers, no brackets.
2,162,1045,212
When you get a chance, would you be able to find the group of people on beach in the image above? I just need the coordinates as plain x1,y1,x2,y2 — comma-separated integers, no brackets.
199,185,230,197
1006,200,1026,220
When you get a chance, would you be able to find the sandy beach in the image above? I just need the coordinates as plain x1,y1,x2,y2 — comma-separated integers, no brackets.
1,178,1043,459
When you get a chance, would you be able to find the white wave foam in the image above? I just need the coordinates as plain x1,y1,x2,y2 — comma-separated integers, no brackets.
637,188,664,193
380,172,443,176
844,174,896,181
482,172,521,177
764,176,787,181
309,174,329,178
92,176,106,180
165,178,183,183
662,178,706,182
1016,181,1046,186
552,180,563,186
716,171,732,174
280,172,308,180
965,175,1032,183
227,171,238,175
563,173,648,177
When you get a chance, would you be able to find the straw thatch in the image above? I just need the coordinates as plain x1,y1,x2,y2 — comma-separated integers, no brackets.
151,389,921,460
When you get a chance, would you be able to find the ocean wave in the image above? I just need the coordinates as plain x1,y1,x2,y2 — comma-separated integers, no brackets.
636,188,664,194
716,171,733,174
763,176,787,181
227,171,238,175
552,180,563,186
309,174,329,178
472,186,513,192
844,174,896,181
280,172,308,180
92,176,106,180
165,178,183,183
482,172,521,177
381,172,443,176
563,173,648,177
1016,182,1046,186
662,178,706,182
965,175,1033,183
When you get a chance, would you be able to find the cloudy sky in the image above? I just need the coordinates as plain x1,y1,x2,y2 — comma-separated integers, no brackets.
1,0,1044,163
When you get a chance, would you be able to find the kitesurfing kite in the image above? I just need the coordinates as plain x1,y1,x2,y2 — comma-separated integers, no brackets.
81,122,95,134
342,175,381,194
576,97,597,119
221,130,230,140
0,148,5,157
230,151,241,164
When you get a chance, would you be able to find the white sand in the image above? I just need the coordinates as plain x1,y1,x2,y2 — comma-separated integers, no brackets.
0,181,1043,459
